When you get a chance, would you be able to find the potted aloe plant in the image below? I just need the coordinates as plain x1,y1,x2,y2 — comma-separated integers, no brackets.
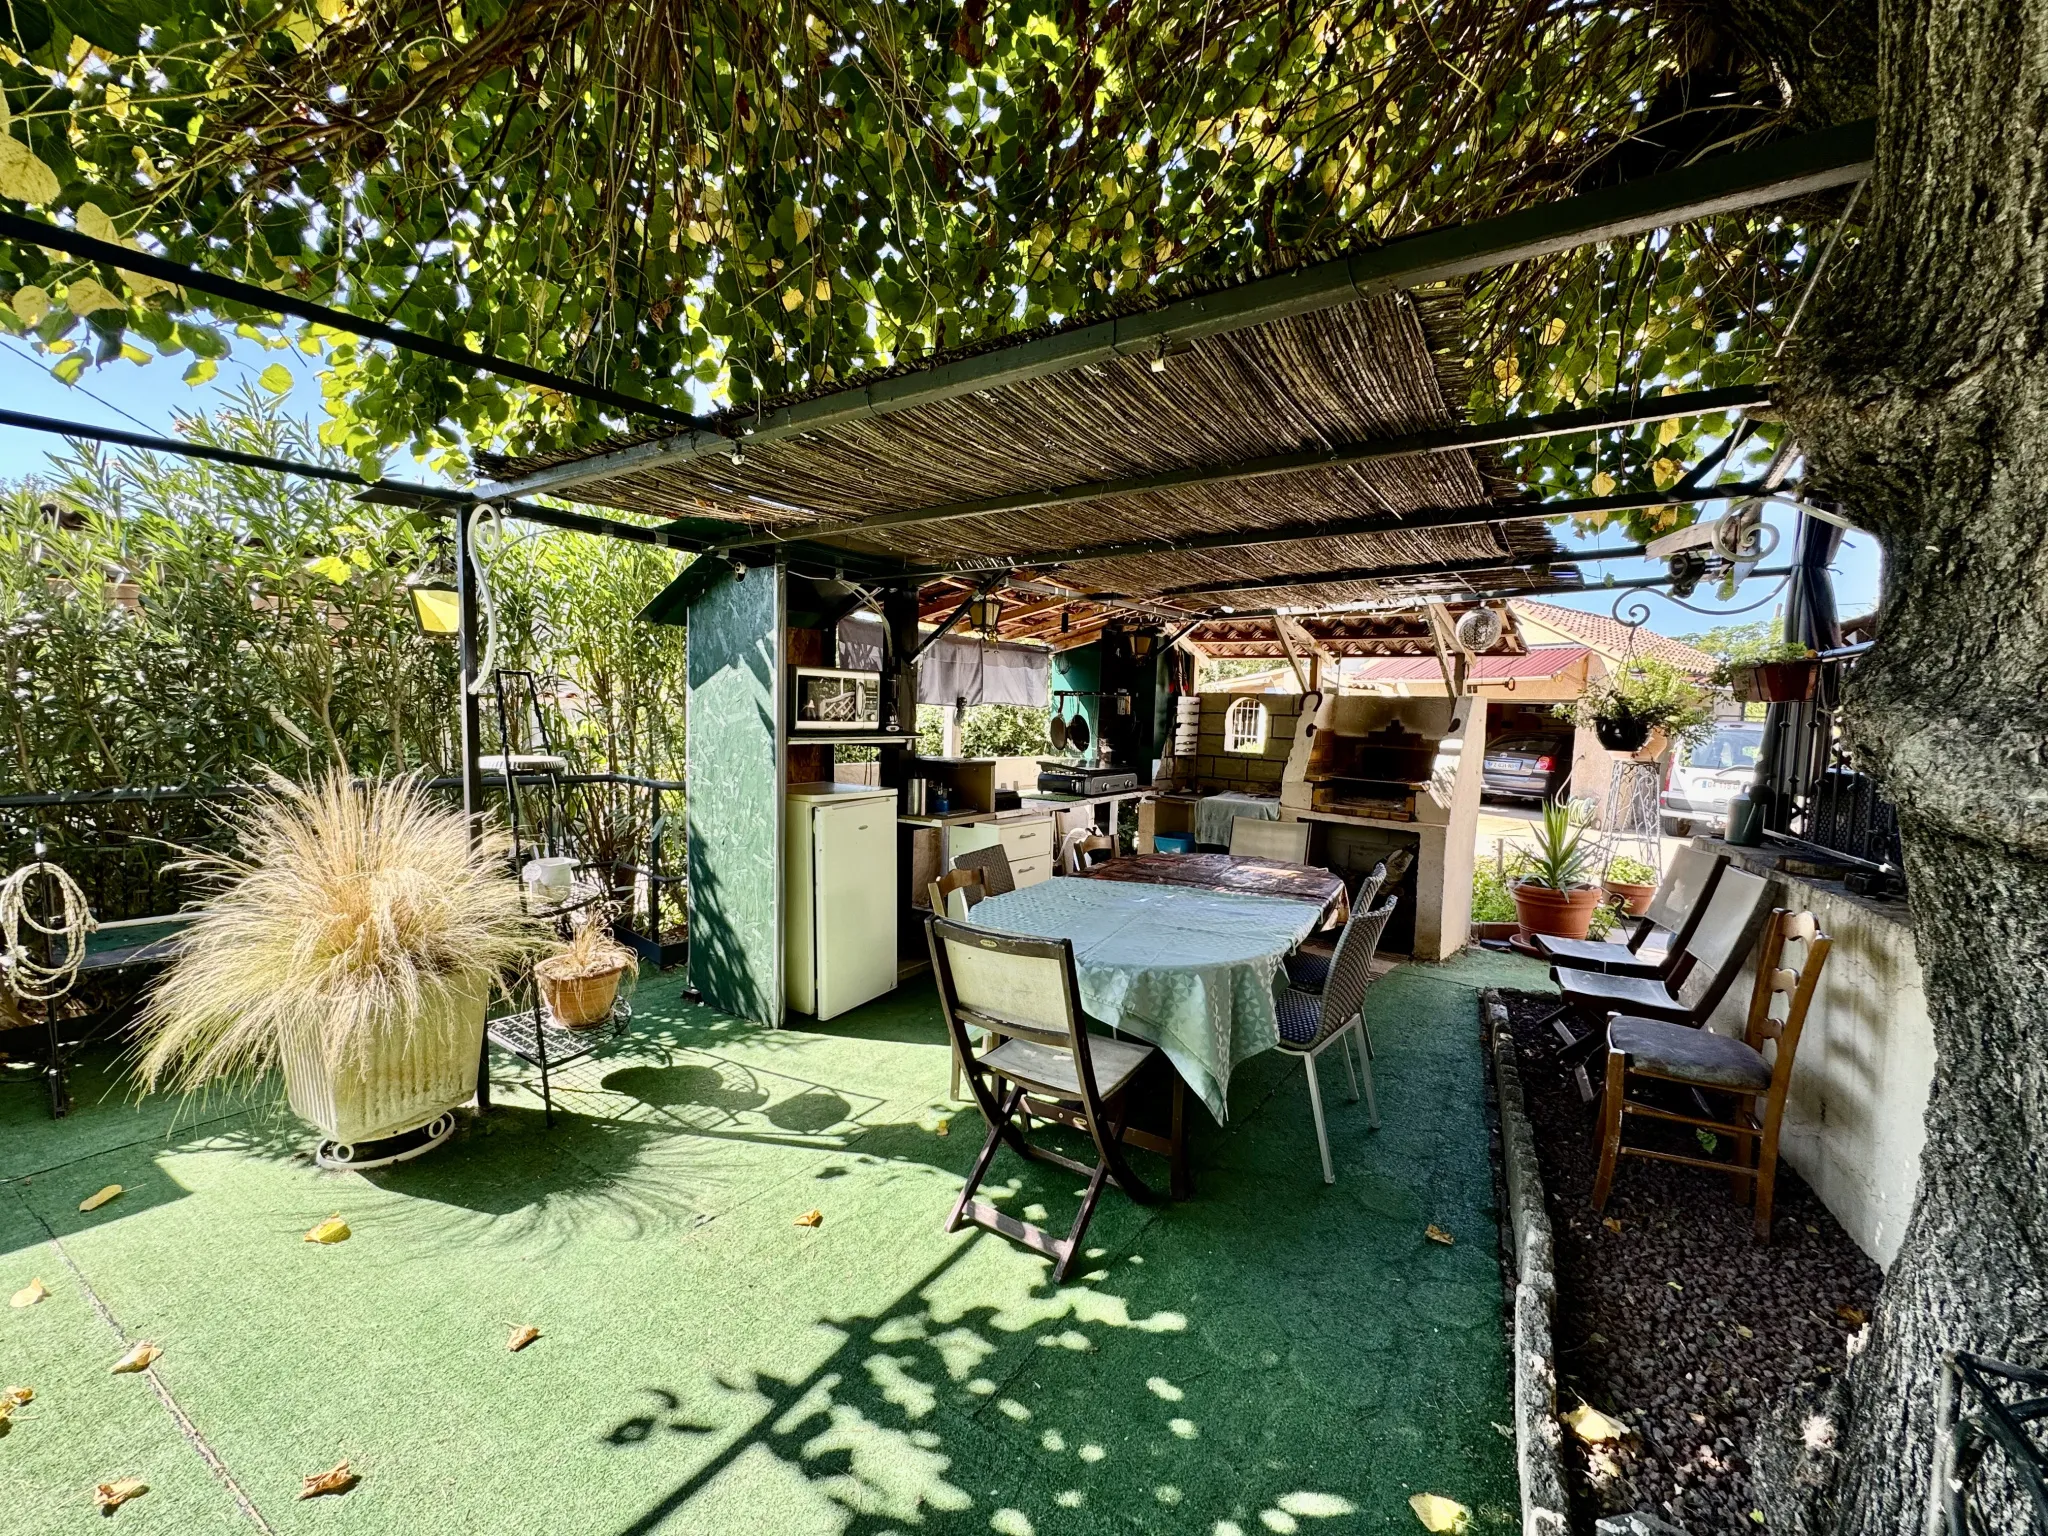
134,772,542,1168
1509,796,1602,940
1562,658,1717,757
1601,855,1659,917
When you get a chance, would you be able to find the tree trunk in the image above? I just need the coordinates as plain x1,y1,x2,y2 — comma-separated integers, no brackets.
1762,0,2048,1528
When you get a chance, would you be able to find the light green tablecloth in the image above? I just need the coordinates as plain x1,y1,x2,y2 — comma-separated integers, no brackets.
969,878,1320,1121
1196,791,1281,848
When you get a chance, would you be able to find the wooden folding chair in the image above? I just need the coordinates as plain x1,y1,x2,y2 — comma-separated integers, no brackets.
1229,816,1310,862
927,917,1182,1280
1592,909,1831,1240
953,842,1016,896
1533,845,1729,978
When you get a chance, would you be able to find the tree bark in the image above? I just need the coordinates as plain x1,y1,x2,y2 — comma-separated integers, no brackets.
1749,0,2048,1528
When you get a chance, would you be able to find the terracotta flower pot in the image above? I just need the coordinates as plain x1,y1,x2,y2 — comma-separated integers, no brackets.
1510,880,1602,941
1734,660,1818,703
535,959,627,1028
1602,878,1656,917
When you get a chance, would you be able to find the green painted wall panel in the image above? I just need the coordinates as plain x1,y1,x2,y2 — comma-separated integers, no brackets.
686,566,782,1023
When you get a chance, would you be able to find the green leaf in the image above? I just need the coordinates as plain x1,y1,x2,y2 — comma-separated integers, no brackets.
182,356,219,386
51,353,86,384
258,362,294,394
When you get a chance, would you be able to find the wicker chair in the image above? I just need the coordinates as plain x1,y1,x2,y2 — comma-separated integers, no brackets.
1284,862,1386,992
927,917,1180,1279
1273,894,1398,1183
952,843,1016,897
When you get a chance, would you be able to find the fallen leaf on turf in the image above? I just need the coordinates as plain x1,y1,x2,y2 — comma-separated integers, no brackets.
95,1477,149,1512
298,1461,358,1499
10,1277,49,1308
2,1386,31,1408
507,1325,541,1352
1836,1305,1867,1327
304,1215,351,1244
79,1184,123,1212
1409,1492,1471,1532
794,1209,823,1228
933,1117,950,1137
110,1342,160,1374
1424,1224,1455,1246
1602,1217,1623,1234
1564,1403,1627,1444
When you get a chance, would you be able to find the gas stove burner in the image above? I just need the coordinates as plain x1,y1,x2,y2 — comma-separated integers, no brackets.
1036,765,1140,797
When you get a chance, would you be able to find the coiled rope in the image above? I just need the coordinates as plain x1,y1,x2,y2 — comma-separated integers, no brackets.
0,860,96,1004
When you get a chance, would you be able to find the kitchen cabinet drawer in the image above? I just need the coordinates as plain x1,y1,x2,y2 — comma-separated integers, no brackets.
1010,853,1053,889
997,817,1054,861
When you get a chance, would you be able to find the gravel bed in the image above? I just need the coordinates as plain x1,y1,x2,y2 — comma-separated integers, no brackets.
1498,989,1883,1534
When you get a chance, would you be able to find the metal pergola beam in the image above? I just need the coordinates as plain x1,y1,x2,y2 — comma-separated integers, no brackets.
726,386,1771,548
1117,542,1652,602
480,122,1869,503
905,481,1766,578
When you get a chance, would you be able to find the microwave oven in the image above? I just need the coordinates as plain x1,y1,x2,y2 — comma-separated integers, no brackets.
791,667,885,732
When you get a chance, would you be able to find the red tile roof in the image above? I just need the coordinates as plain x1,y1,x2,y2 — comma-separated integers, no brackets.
1347,645,1591,682
1512,601,1719,673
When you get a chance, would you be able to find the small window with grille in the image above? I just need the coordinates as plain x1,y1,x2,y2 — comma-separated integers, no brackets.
1223,696,1269,755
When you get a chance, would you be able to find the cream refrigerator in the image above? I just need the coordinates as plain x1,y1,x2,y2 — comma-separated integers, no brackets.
785,782,899,1020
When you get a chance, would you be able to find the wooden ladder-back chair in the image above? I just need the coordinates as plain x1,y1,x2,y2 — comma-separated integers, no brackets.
927,917,1183,1280
1274,895,1399,1183
1062,832,1116,875
1534,846,1730,979
953,843,1017,897
1592,909,1830,1240
1229,817,1311,862
1550,867,1773,1079
928,867,986,922
1285,861,1386,993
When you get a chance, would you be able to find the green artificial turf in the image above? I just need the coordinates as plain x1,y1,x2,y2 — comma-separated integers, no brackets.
1,949,1549,1535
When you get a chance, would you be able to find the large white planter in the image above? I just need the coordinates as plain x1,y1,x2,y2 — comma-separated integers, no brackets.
280,973,489,1165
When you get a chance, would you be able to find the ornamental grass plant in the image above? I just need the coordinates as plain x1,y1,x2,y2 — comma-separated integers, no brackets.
134,771,542,1094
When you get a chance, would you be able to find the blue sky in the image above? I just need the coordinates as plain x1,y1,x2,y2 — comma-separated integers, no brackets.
2,343,1881,642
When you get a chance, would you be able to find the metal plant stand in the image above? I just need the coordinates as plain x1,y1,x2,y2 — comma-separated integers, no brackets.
1596,758,1665,886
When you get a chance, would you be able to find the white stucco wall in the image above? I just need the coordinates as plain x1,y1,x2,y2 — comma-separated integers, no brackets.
1697,841,1934,1269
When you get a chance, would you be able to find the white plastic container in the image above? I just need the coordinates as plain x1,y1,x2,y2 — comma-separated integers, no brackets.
521,855,577,906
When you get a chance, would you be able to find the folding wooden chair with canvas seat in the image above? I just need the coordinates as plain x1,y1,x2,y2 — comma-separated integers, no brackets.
1272,895,1398,1183
953,843,1016,897
1592,909,1831,1240
1229,816,1311,862
1533,845,1730,978
927,917,1182,1280
1549,866,1774,1091
1285,862,1386,992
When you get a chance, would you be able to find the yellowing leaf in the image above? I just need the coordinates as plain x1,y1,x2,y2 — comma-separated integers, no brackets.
1539,316,1567,346
1836,1305,1867,1327
1424,1224,1455,1246
1409,1492,1470,1533
259,362,294,394
298,1460,358,1499
794,1208,823,1228
814,276,831,302
1651,456,1682,491
805,12,830,47
95,1477,149,1513
277,11,323,50
1735,1324,1755,1339
110,1341,160,1375
76,202,119,244
64,278,123,316
1591,471,1617,497
12,284,49,325
933,1117,950,1137
1564,1402,1628,1444
791,205,813,241
1602,1217,1623,1234
1656,417,1682,447
11,1277,49,1308
3,1386,34,1408
781,286,804,313
79,1184,123,1212
303,1214,350,1244
183,357,219,387
507,1324,541,1352
0,137,62,205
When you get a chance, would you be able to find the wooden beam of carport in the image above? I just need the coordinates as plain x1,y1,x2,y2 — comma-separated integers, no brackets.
479,122,1871,503
1111,542,1652,602
723,385,1770,548
905,481,1766,577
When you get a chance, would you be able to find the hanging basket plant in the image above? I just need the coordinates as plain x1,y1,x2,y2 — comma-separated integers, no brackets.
1563,658,1717,760
1717,644,1822,703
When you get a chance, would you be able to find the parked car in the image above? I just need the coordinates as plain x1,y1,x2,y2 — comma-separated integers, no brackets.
1661,723,1765,834
1482,732,1571,803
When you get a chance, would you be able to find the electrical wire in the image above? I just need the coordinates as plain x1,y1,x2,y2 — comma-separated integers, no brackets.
0,860,96,1004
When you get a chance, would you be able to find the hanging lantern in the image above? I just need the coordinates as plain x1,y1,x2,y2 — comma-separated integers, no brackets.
968,594,1003,634
408,580,460,637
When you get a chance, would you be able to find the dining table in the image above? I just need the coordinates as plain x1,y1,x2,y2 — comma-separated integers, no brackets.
1080,851,1350,926
966,871,1333,1122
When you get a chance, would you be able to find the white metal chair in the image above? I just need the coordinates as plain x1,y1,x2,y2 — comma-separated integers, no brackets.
1274,894,1398,1183
1534,845,1729,978
927,917,1182,1279
1229,816,1310,862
